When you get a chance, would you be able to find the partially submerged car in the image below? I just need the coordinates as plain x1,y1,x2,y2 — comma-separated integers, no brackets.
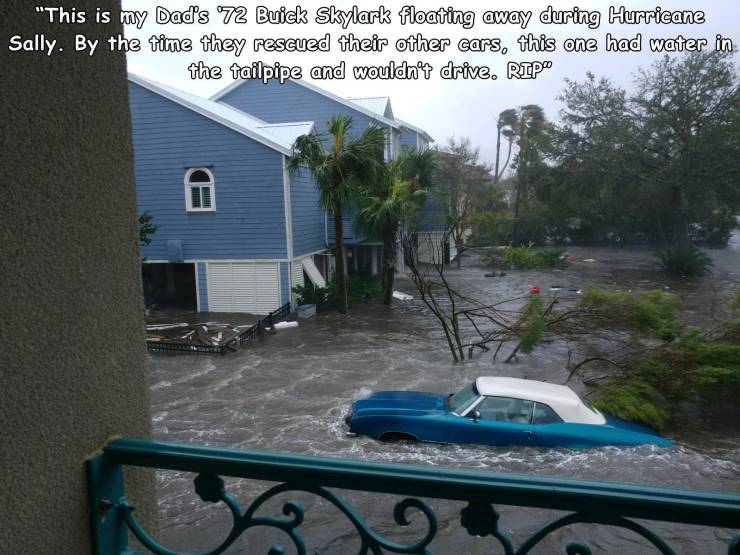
346,377,671,448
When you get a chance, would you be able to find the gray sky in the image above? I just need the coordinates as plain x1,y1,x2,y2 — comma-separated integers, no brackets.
124,0,739,166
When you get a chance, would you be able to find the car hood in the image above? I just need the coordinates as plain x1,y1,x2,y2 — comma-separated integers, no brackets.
352,391,447,417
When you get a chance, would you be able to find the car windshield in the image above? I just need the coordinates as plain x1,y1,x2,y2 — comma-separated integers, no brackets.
447,383,479,414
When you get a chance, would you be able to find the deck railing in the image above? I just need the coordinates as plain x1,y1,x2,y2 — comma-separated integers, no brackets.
146,303,291,355
87,438,740,554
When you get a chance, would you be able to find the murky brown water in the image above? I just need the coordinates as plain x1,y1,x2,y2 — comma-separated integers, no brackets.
147,237,739,554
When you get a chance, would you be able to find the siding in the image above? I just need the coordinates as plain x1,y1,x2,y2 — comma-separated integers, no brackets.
130,82,288,261
417,185,448,232
219,80,379,140
197,262,208,311
400,129,418,150
220,80,379,245
326,206,365,244
290,166,326,256
280,262,290,306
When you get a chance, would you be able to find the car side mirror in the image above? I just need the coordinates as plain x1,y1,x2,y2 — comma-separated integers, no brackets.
472,410,481,422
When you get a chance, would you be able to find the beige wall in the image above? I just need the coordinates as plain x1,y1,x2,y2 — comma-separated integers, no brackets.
0,1,155,552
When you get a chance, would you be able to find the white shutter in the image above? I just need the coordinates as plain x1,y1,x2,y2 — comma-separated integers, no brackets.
206,262,280,314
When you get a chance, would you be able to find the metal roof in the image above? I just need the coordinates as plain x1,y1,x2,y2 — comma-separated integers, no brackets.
129,74,314,155
210,79,401,129
475,377,606,425
346,96,393,119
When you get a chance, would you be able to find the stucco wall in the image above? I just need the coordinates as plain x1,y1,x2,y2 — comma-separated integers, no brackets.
0,2,155,553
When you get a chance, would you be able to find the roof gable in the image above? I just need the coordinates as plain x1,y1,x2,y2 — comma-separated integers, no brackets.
211,79,400,129
129,74,314,154
346,96,394,119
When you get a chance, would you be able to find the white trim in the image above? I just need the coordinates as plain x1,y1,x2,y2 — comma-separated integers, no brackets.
211,78,401,129
282,156,294,307
294,248,328,259
184,167,216,212
184,258,292,263
129,73,294,155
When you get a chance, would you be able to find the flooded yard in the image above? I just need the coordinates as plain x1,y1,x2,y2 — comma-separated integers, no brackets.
147,237,739,554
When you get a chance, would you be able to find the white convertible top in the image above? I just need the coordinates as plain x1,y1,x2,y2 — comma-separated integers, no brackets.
475,377,606,425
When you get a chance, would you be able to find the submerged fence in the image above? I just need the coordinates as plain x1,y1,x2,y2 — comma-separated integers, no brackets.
146,303,291,355
88,437,740,555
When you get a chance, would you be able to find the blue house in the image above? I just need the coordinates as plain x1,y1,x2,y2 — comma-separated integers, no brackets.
129,74,327,314
210,79,441,272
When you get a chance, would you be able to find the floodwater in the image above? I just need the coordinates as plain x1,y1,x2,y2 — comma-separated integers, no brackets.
147,236,739,554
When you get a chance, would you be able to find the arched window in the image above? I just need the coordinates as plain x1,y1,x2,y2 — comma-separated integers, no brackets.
185,168,215,212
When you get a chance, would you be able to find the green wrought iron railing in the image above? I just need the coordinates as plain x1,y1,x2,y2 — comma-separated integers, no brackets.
87,438,740,555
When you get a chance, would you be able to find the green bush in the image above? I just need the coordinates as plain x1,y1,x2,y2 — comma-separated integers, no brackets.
689,208,738,247
591,381,670,431
468,212,514,247
655,243,713,277
293,273,379,309
483,243,566,270
580,286,682,341
519,296,545,354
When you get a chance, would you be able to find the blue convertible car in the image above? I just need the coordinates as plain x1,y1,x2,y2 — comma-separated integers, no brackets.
346,377,671,448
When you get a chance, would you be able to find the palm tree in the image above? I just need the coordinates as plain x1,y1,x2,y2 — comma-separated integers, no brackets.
494,108,518,183
356,149,436,304
512,104,546,243
287,115,386,314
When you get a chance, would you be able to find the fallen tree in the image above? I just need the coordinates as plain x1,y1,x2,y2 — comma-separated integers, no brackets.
402,233,739,429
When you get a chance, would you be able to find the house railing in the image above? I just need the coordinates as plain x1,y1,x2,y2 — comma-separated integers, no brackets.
146,303,291,355
87,437,740,555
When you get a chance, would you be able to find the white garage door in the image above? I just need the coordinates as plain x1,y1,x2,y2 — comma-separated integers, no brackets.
206,262,281,314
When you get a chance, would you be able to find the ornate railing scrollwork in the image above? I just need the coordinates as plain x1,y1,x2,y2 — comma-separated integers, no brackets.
86,438,740,555
116,474,437,555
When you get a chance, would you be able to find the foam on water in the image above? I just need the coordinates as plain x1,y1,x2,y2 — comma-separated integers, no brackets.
147,238,740,553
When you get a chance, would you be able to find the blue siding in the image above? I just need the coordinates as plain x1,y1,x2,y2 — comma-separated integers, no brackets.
220,80,382,245
130,82,288,261
417,186,448,232
326,207,365,245
290,167,326,256
400,130,418,149
280,262,290,306
197,262,208,311
219,80,381,140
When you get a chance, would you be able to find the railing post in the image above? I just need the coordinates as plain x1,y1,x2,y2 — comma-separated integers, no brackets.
87,447,129,555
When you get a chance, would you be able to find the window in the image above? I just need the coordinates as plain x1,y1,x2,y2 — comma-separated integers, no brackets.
532,402,563,424
448,383,479,415
470,396,534,424
185,168,215,212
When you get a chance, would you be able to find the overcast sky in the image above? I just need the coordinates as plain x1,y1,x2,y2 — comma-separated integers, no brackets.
123,0,739,166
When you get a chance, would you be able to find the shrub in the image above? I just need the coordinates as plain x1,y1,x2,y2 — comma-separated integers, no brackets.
293,273,379,309
655,243,712,277
483,243,566,270
468,212,514,247
591,381,670,431
580,286,682,341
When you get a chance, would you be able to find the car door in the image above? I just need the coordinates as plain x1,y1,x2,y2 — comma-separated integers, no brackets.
448,396,535,446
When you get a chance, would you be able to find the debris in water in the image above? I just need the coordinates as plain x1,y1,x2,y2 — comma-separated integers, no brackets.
274,321,299,330
393,291,414,301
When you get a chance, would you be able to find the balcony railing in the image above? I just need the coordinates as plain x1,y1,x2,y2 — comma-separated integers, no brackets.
87,438,740,554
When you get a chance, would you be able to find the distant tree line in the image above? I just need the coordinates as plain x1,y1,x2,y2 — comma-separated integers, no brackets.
464,51,740,249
